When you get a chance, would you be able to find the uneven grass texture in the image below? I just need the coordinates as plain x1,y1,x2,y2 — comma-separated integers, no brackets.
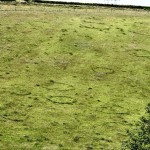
0,5,150,150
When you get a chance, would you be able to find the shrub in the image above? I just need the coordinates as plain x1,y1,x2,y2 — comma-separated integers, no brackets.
122,103,150,150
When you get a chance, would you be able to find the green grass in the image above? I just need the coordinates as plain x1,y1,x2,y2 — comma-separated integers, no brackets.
0,4,150,150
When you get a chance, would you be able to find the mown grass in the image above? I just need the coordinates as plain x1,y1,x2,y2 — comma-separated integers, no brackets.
0,4,150,150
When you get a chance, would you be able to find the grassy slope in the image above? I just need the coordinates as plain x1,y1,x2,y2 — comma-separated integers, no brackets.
0,5,150,150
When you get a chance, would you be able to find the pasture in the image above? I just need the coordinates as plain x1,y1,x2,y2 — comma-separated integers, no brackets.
0,4,150,149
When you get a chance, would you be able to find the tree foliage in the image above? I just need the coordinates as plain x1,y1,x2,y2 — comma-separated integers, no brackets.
122,103,150,150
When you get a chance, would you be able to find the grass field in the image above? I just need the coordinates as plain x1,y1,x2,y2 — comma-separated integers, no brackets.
0,4,150,150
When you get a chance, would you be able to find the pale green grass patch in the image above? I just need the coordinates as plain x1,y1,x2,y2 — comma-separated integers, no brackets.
0,5,150,150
